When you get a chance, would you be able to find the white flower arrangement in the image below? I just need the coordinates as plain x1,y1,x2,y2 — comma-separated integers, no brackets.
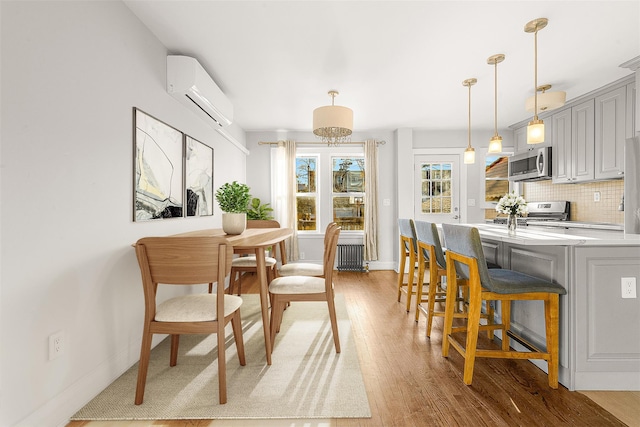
495,192,528,216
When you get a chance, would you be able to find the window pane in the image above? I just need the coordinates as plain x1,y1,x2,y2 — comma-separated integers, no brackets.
420,161,453,214
296,157,316,193
485,155,509,202
333,196,364,231
333,157,365,193
296,196,316,230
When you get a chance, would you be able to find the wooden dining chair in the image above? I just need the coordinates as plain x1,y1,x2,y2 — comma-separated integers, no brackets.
397,218,420,311
278,222,338,278
441,224,566,388
133,236,246,405
268,224,342,353
227,219,286,295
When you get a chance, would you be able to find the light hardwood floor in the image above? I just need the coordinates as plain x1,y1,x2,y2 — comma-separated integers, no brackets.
68,271,639,427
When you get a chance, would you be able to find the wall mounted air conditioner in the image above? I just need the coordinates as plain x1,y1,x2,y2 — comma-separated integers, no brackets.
166,55,233,128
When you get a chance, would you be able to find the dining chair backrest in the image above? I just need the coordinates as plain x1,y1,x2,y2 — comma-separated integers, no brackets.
414,220,446,270
398,218,417,253
323,224,341,292
137,236,233,287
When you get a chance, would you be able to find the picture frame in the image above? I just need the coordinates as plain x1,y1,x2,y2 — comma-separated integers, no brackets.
185,135,214,217
133,108,184,221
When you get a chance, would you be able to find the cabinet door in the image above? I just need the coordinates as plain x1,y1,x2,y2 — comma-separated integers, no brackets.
572,99,595,183
514,126,528,153
552,108,572,183
595,86,626,180
626,82,636,139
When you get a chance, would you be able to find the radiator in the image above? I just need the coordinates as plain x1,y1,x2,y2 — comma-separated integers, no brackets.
336,244,366,272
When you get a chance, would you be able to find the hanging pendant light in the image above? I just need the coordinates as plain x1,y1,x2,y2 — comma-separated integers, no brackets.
525,17,548,144
463,78,477,164
487,54,505,153
312,90,353,146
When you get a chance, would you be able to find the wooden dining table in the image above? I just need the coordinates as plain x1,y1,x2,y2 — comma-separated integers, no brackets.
171,227,293,365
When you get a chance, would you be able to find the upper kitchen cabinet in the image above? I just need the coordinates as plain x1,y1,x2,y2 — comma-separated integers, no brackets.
552,100,595,183
595,86,626,180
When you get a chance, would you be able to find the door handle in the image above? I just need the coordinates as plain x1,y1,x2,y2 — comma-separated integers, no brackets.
453,215,459,220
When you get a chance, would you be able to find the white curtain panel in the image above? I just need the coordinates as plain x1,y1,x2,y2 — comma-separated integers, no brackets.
271,140,299,260
364,139,379,261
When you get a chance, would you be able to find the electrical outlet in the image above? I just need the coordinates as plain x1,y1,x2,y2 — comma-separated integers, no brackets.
593,192,601,202
49,331,65,360
299,252,305,260
621,277,637,299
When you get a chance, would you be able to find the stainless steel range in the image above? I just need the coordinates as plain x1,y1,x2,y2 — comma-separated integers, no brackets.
493,201,570,226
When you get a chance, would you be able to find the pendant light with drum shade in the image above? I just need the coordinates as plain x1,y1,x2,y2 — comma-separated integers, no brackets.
487,54,505,153
463,78,477,164
525,84,565,113
525,17,548,144
312,90,353,146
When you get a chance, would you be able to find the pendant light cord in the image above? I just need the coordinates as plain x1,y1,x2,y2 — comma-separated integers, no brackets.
534,28,539,119
494,61,498,137
468,83,472,149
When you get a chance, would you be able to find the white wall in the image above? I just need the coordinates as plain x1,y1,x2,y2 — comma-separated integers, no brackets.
0,2,247,426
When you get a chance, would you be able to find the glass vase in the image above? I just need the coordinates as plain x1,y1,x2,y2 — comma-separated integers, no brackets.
507,214,517,236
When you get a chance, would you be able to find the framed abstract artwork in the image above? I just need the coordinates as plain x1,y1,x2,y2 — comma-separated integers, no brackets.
133,108,184,221
185,136,214,217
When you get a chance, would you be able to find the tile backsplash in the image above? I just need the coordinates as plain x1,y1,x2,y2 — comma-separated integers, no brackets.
523,179,624,224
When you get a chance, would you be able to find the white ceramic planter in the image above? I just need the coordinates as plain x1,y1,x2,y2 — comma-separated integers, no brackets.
222,212,246,235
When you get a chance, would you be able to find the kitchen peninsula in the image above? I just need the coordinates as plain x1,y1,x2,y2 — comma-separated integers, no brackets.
458,224,640,391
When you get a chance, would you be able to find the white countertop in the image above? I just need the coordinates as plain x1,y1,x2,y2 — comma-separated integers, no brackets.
468,223,640,246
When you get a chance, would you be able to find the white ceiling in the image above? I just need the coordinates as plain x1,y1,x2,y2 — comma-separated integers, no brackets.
123,0,640,133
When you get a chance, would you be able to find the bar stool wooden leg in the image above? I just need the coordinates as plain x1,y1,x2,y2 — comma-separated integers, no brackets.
546,294,560,389
463,271,482,385
501,300,511,351
397,248,407,302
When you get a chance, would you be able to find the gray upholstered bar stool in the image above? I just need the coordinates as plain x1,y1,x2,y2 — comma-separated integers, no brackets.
397,218,420,311
414,220,494,337
441,224,567,388
414,221,449,335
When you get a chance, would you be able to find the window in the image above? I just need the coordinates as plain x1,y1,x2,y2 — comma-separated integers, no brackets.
332,157,365,231
419,162,452,214
294,151,366,233
296,156,317,230
485,154,510,203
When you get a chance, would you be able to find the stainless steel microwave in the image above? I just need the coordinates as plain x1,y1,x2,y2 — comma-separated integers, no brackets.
508,147,552,182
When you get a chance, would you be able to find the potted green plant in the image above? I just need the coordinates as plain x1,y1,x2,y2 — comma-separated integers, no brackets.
215,181,251,234
246,197,274,220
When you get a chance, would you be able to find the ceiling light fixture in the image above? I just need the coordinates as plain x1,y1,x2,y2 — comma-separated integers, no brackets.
312,90,353,146
487,53,505,154
463,78,477,164
525,17,548,144
525,84,566,112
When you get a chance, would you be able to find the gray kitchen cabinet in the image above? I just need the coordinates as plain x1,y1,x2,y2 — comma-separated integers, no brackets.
514,126,528,153
481,239,502,267
552,100,595,183
595,85,626,180
573,246,640,390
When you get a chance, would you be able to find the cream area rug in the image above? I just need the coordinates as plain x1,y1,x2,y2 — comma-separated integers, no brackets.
71,294,371,420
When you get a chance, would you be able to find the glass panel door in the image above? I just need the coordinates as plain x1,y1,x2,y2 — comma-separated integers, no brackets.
414,155,460,224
